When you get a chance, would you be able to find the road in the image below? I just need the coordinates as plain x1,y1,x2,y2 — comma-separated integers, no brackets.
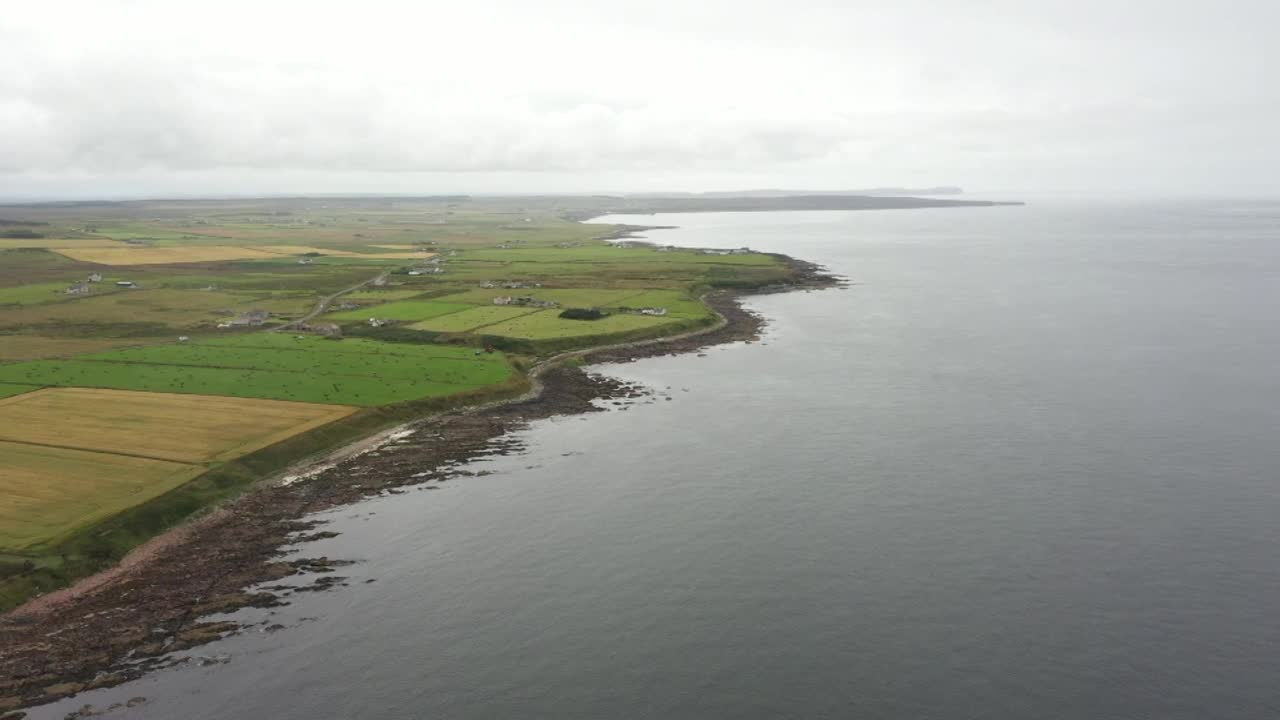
270,270,389,332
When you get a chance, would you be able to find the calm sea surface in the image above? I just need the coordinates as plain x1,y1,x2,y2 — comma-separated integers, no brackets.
33,200,1280,719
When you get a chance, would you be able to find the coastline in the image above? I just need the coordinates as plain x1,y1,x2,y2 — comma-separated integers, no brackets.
0,254,838,712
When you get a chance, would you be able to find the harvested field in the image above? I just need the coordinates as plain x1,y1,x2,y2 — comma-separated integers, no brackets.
0,441,204,552
0,336,162,361
258,245,437,260
0,387,355,464
0,238,124,250
51,246,282,265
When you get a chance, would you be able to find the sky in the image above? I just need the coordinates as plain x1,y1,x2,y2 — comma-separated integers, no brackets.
1,0,1276,199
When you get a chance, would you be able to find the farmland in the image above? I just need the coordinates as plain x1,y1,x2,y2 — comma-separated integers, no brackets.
479,310,678,340
0,387,355,463
410,305,540,333
0,383,39,399
0,194,804,609
0,336,513,406
52,245,285,265
0,441,205,552
325,299,472,322
0,387,354,552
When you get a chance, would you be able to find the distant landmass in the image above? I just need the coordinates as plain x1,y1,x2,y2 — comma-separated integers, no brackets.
628,187,965,198
561,193,1022,221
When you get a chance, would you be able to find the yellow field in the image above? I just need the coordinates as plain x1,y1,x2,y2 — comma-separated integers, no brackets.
259,245,437,260
0,238,125,249
0,441,205,551
51,246,282,265
0,387,355,464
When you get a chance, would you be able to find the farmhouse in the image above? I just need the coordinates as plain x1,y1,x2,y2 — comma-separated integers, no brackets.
87,272,103,282
507,296,559,308
65,282,91,295
225,309,271,327
493,296,514,305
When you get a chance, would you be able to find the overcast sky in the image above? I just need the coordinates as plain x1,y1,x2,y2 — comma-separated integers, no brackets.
2,0,1276,199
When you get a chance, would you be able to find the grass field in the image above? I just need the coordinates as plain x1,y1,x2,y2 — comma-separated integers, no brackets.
410,305,540,332
0,288,314,330
435,287,649,307
0,282,120,306
0,336,513,406
478,310,678,339
0,440,206,552
325,300,472,322
343,289,427,302
0,387,356,463
0,383,40,398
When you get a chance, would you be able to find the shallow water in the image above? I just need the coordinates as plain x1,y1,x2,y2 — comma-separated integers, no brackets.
33,200,1280,719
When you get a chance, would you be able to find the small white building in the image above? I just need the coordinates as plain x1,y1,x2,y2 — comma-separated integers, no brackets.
493,296,514,306
115,280,136,288
87,272,103,282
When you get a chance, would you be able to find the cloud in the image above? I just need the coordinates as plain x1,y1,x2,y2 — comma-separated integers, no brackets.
1,0,1278,195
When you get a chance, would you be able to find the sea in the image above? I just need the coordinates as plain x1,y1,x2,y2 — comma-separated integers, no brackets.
30,199,1280,719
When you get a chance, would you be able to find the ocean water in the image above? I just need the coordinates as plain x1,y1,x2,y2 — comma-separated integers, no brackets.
32,200,1280,719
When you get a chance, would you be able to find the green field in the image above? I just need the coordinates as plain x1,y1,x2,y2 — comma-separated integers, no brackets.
0,282,89,306
325,300,472,322
0,383,40,399
478,310,679,340
343,289,428,302
0,336,513,406
435,287,648,307
410,306,540,333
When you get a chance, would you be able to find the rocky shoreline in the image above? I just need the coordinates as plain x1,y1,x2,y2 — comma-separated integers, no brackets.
0,260,837,714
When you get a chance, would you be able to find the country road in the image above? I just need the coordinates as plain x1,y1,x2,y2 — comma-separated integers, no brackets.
271,270,389,332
